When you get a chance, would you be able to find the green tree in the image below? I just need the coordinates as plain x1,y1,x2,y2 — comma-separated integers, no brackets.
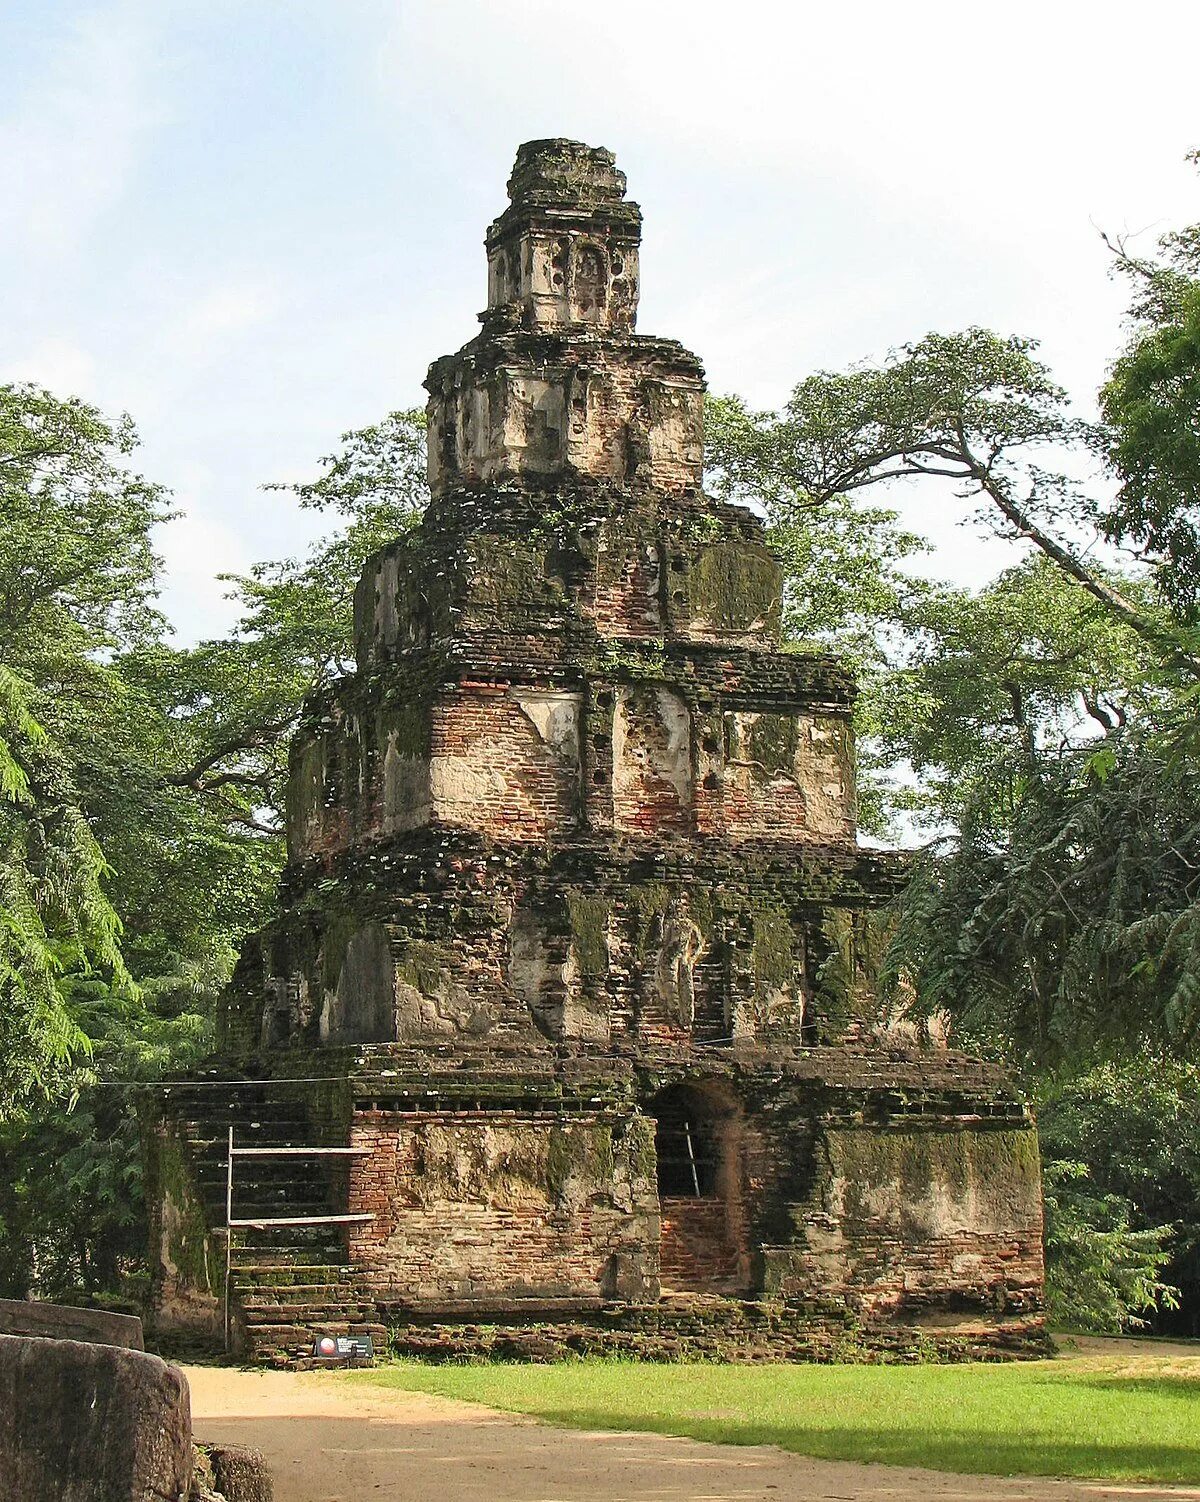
1100,151,1200,620
708,158,1200,1330
889,734,1200,1067
1041,1159,1178,1333
1039,1058,1200,1333
0,400,430,1300
710,329,1195,678
874,556,1160,834
0,384,168,1112
156,408,428,830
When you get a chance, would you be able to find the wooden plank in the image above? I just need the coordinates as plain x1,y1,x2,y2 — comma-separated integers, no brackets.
228,1146,370,1158
226,1213,375,1229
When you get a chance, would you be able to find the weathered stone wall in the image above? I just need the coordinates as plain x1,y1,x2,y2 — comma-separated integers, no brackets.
427,342,705,496
353,491,788,663
144,1118,225,1342
429,687,581,839
176,138,1046,1362
217,835,905,1055
0,1333,191,1502
347,1109,659,1303
383,1299,1051,1363
761,1125,1045,1319
484,140,641,333
327,1058,1042,1329
284,676,858,861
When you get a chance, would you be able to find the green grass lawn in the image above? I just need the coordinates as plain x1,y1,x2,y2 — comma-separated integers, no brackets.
352,1349,1200,1485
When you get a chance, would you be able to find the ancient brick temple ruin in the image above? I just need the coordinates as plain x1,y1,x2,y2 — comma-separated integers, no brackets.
147,140,1046,1363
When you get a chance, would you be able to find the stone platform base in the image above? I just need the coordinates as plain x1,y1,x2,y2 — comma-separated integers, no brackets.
381,1296,1052,1364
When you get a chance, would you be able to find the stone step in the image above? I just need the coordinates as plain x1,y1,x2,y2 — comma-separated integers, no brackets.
164,1092,377,1365
229,1259,359,1277
242,1303,378,1322
230,1259,352,1278
243,1321,387,1359
234,1285,363,1297
230,1225,345,1245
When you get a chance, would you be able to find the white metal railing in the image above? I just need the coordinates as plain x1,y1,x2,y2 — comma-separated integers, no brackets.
222,1126,374,1351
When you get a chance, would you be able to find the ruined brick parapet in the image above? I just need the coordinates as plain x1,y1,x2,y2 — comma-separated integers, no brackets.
353,485,786,662
426,335,703,496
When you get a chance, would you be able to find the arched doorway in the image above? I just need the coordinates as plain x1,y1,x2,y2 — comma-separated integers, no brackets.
649,1083,747,1294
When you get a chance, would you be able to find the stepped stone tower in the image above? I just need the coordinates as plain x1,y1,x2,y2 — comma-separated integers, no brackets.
147,141,1046,1362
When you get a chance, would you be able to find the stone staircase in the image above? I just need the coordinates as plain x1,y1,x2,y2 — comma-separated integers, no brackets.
166,1084,386,1363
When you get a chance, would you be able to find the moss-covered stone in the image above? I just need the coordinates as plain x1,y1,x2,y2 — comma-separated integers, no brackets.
566,891,610,978
684,541,782,634
744,713,800,775
396,940,453,997
629,883,671,958
154,1127,222,1304
752,907,794,995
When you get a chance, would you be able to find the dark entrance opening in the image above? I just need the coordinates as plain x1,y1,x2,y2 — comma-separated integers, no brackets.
649,1083,746,1294
654,1087,719,1197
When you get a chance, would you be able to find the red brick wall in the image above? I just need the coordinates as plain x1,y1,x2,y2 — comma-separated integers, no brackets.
346,1110,658,1303
659,1197,744,1293
430,691,579,841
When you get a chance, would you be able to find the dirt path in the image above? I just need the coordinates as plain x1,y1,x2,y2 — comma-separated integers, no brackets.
184,1364,1200,1502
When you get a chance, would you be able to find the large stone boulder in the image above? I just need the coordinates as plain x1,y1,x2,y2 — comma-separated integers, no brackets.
192,1444,274,1502
0,1332,191,1501
0,1296,144,1349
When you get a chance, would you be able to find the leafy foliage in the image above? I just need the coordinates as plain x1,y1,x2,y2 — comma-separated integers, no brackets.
0,397,430,1299
889,736,1200,1067
874,556,1160,833
1040,1060,1200,1333
159,409,429,831
1042,1160,1177,1332
1101,153,1200,619
0,385,167,1114
0,983,210,1301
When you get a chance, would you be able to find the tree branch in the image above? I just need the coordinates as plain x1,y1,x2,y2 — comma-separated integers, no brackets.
162,718,293,791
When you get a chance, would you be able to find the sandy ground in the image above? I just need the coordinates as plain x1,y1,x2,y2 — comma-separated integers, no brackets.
184,1360,1200,1502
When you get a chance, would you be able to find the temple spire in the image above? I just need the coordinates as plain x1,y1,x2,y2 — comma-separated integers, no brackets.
426,141,701,497
485,139,642,330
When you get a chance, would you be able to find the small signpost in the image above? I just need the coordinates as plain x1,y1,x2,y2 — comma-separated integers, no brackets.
312,1333,374,1365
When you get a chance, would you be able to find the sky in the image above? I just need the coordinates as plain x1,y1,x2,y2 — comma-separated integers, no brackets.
1,0,1198,643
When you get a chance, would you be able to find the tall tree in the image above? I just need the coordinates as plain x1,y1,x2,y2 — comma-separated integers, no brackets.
0,385,167,1112
1101,151,1200,621
156,409,429,832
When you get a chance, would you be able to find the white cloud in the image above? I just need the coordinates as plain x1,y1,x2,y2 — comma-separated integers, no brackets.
0,337,97,394
154,463,252,644
0,1,165,260
171,280,284,361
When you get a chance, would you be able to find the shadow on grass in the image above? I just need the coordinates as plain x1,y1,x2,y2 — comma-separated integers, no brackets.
1068,1373,1200,1396
514,1406,1200,1484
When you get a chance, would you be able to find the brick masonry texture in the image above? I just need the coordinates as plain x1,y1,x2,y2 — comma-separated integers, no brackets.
147,139,1045,1365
